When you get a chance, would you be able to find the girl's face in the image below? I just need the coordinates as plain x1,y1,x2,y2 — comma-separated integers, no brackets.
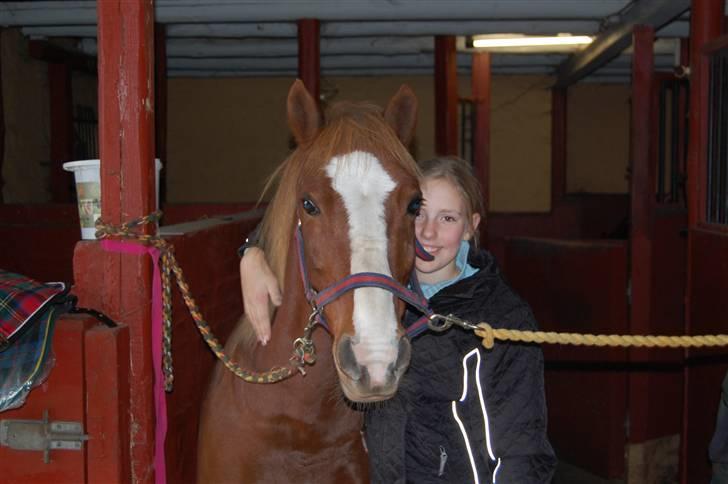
415,177,480,285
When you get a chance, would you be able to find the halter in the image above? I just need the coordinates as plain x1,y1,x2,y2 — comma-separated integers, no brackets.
294,221,435,338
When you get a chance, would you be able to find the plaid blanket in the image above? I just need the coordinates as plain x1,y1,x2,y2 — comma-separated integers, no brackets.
0,270,66,350
0,270,69,411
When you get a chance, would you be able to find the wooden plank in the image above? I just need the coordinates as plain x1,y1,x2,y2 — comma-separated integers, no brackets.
297,19,320,102
434,35,457,156
85,322,131,484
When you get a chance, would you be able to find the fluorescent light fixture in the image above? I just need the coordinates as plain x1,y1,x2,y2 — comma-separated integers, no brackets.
472,35,593,48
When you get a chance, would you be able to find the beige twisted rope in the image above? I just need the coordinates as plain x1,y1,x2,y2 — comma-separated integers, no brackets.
473,323,728,350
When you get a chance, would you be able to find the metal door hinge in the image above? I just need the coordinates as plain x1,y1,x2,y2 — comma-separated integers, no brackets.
0,409,88,463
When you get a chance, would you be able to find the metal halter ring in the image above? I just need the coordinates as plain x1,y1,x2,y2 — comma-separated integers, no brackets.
427,313,479,332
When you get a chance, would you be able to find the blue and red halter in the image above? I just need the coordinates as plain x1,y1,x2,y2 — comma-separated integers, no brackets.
295,221,435,338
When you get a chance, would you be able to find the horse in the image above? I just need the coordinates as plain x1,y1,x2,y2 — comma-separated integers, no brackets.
197,80,424,483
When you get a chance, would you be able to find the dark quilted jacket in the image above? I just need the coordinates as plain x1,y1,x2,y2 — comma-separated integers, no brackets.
364,249,557,483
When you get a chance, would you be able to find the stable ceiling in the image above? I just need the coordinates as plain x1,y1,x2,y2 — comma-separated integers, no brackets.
0,0,724,84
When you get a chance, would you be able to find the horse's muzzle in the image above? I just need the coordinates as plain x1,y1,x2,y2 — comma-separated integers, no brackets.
336,335,411,402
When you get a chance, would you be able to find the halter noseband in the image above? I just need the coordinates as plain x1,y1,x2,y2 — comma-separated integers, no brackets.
295,221,434,338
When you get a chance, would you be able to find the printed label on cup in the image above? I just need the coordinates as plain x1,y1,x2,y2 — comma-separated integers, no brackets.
76,181,101,229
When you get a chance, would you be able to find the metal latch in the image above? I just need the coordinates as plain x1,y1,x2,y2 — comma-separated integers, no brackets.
0,409,88,463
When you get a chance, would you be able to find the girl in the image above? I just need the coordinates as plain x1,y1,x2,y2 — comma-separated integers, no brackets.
240,157,556,483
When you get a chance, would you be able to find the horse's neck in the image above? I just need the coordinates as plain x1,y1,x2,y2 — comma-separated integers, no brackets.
265,239,338,382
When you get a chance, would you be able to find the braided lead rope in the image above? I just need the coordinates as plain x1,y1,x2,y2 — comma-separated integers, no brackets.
428,314,728,350
95,212,308,387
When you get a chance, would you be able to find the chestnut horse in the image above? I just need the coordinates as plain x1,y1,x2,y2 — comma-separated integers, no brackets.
197,80,423,482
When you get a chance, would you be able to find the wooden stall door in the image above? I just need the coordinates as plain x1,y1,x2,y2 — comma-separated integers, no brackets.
0,316,129,484
505,237,629,479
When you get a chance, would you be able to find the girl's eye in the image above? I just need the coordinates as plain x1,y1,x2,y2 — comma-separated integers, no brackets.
302,197,320,215
407,196,423,216
443,215,457,223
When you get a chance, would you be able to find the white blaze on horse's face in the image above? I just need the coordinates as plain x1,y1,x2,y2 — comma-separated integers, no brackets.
325,150,400,387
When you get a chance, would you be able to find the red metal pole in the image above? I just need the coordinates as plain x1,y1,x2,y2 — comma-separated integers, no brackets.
434,35,458,156
627,24,655,449
551,87,567,209
471,51,490,245
297,19,320,103
95,0,156,481
49,62,74,202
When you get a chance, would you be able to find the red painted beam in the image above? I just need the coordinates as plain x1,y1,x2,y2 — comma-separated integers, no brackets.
297,19,320,103
471,52,490,245
434,35,458,156
687,0,724,228
155,23,168,205
94,0,157,482
628,24,655,445
49,62,74,202
683,2,725,482
0,29,4,203
551,87,567,208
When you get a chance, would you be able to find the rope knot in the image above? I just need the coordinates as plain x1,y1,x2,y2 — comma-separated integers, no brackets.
474,322,495,349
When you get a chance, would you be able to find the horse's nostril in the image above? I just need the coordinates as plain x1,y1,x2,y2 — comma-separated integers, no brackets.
393,336,411,375
337,336,362,381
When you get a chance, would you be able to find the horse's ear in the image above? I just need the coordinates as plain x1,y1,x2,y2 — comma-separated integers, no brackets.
384,84,418,147
287,79,321,146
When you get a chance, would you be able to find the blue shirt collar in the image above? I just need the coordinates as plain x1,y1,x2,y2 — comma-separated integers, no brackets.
419,240,479,300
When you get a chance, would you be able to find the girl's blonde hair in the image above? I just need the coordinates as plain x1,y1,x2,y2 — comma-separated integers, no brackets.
419,156,485,247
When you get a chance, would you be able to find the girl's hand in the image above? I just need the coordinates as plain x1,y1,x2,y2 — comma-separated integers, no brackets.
240,247,282,345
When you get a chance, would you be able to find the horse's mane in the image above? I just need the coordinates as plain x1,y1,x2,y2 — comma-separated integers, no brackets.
258,100,421,286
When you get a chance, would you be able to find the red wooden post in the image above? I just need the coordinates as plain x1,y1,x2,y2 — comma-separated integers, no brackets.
627,24,655,445
434,35,458,156
682,1,724,481
551,87,567,208
155,23,167,205
297,19,320,103
471,51,490,245
49,62,74,202
687,0,723,228
0,29,4,203
94,0,156,481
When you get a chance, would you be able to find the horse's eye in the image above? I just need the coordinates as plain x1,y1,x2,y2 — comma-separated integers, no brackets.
407,197,422,216
302,197,320,216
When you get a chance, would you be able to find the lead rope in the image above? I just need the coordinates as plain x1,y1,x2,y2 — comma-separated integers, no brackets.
95,212,314,388
97,212,728,389
428,314,728,350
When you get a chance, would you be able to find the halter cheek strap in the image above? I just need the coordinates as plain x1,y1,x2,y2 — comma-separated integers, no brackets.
295,222,433,336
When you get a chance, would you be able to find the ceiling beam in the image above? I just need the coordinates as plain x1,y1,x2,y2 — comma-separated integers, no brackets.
0,1,635,25
554,0,689,87
23,20,606,39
